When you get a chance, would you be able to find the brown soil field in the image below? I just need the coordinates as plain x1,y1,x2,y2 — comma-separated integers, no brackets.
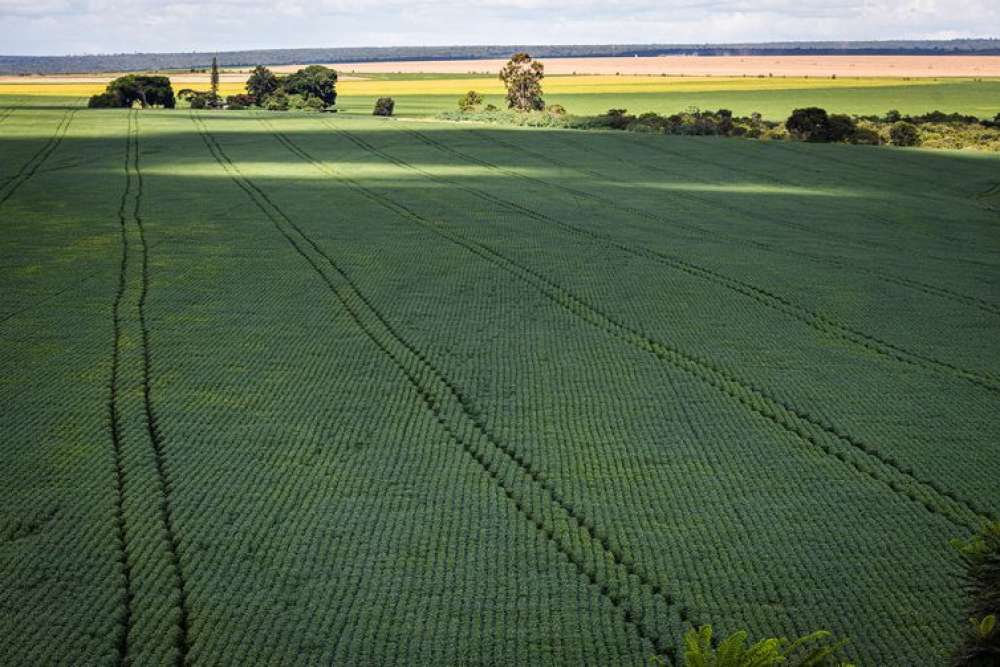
330,55,1000,78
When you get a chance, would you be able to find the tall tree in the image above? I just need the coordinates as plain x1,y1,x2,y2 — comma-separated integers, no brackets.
246,65,279,102
210,56,220,103
281,65,338,107
499,53,544,112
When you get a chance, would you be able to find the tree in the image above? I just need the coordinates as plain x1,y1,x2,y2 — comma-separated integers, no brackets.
89,75,175,108
210,56,220,104
458,90,483,112
889,121,921,147
246,65,279,102
373,97,395,116
282,65,338,107
827,113,858,142
499,53,544,112
786,107,846,142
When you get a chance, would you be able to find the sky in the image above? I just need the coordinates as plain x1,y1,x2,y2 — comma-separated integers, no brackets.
0,0,997,56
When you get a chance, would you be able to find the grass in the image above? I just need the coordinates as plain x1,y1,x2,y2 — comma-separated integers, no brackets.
1,98,999,665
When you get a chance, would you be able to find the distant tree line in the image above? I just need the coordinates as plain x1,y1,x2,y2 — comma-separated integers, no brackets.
3,39,1000,74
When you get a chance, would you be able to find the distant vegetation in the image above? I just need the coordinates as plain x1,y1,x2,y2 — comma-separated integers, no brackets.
2,39,999,74
179,64,338,111
87,75,175,108
442,90,1000,151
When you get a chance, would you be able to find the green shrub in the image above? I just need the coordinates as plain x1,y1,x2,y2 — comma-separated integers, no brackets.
546,104,567,116
87,92,121,108
850,126,882,145
675,625,850,667
828,114,858,142
890,121,921,147
458,90,483,112
264,92,289,111
951,522,1000,665
373,97,395,116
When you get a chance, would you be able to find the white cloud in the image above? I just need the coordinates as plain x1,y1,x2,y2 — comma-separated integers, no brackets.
0,0,997,55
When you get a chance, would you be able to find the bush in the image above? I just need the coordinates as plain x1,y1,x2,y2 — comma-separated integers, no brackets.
87,92,120,108
264,93,289,111
890,121,921,147
828,114,858,142
545,104,567,116
226,93,256,109
189,95,207,110
951,523,1000,665
786,107,835,142
674,625,849,666
601,108,634,130
850,126,882,145
373,97,395,117
458,90,483,112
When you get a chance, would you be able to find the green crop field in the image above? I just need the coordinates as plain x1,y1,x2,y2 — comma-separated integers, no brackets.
1,97,999,665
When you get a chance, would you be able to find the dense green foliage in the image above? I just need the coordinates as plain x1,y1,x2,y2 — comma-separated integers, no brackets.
458,90,484,112
88,75,175,108
951,523,1000,665
675,625,849,666
373,96,395,116
236,64,337,110
1,101,998,664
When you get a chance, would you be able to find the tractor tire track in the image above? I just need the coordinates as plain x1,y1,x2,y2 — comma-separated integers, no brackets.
0,108,77,208
337,122,1000,397
107,108,136,667
278,119,993,531
196,112,683,663
447,126,1000,316
130,112,192,666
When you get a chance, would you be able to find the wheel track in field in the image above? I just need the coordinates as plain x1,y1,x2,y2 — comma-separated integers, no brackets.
453,126,1000,316
287,118,993,531
0,108,77,207
107,111,191,665
345,123,1000,397
107,108,136,667
0,107,16,125
130,112,192,666
196,112,683,663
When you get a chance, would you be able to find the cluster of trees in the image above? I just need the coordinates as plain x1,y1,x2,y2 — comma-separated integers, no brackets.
593,108,776,137
179,64,339,111
88,75,175,108
243,64,338,110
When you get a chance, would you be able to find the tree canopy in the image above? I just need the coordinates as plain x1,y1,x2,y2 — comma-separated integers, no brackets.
281,65,338,107
246,65,279,100
88,75,175,108
499,53,544,112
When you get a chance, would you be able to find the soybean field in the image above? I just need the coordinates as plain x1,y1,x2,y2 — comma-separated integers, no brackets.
1,101,999,665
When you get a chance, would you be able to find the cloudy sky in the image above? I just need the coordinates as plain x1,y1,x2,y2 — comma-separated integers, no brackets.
1,0,997,56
